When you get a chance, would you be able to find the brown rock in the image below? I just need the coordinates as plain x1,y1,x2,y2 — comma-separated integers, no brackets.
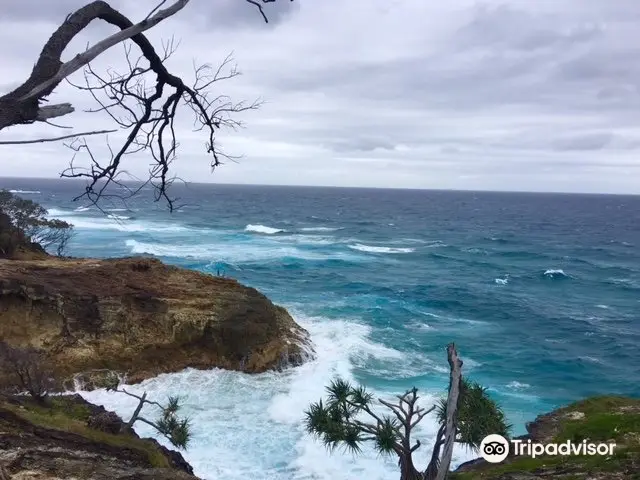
0,395,198,479
0,256,314,390
87,411,122,435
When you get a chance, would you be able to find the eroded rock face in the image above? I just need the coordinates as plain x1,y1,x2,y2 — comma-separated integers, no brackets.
0,256,313,389
0,394,198,479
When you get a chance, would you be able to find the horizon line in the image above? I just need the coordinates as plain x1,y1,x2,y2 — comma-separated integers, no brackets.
0,175,638,197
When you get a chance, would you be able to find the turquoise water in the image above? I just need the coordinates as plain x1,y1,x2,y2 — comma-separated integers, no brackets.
3,179,639,479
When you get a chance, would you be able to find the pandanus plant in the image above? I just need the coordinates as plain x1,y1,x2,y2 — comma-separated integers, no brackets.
305,344,511,480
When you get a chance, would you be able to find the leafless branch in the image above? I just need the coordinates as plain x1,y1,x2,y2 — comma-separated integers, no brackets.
0,129,117,145
246,0,294,23
60,42,260,210
0,0,293,209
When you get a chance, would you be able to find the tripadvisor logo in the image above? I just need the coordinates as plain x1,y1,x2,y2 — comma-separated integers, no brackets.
480,434,616,463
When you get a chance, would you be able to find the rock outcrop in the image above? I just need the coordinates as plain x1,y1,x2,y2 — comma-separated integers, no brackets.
0,393,198,479
0,256,313,390
452,396,640,479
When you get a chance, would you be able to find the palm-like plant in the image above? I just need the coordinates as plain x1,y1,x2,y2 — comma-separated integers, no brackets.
304,345,510,480
105,373,192,449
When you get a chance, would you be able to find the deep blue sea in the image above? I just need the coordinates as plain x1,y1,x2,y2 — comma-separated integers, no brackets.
3,178,640,479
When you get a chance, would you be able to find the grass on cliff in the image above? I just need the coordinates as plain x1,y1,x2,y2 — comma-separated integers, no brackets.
451,396,640,480
1,396,170,468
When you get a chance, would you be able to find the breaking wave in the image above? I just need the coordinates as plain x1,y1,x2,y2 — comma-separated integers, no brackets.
543,269,569,279
245,224,285,234
8,189,40,194
299,227,341,232
348,243,415,254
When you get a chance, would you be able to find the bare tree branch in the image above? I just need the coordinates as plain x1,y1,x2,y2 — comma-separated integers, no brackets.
36,103,75,121
21,0,190,104
0,0,293,209
0,129,117,145
246,0,294,23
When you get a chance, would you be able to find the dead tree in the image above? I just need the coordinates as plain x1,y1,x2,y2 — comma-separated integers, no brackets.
104,373,192,449
0,0,292,210
0,341,54,402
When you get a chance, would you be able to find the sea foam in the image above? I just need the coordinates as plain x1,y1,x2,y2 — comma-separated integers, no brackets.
79,313,476,480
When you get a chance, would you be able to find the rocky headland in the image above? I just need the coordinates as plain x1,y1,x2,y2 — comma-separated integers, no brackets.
0,255,314,390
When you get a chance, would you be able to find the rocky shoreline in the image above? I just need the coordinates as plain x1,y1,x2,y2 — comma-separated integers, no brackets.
0,253,318,478
0,256,314,391
0,393,200,479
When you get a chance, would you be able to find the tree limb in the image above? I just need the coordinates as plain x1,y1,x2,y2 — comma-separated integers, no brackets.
36,103,75,121
0,129,116,145
0,1,189,131
21,0,190,103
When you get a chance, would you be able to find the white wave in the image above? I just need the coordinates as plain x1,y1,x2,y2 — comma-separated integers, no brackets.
107,208,129,212
543,269,569,278
126,239,356,263
578,355,603,364
595,304,609,309
464,247,487,255
425,241,447,248
405,321,433,332
74,206,92,212
107,214,130,220
299,227,340,232
348,243,415,254
506,381,530,390
245,224,285,235
7,189,40,194
495,278,508,285
47,209,187,233
79,313,477,480
274,235,337,246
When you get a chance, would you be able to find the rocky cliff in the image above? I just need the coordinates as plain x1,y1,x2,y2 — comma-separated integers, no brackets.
452,396,640,479
0,393,199,479
0,256,313,390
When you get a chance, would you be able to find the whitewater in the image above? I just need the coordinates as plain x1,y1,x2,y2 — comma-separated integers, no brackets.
3,180,640,480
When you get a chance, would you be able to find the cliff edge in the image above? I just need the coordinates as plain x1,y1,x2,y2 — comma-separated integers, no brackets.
0,393,199,479
0,256,313,390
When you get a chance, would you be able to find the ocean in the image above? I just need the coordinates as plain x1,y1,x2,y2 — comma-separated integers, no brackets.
3,178,640,479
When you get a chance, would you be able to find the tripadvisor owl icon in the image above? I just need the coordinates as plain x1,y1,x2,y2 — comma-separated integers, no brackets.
480,434,510,463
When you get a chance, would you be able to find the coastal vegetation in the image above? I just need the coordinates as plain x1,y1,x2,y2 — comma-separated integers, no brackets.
0,189,73,257
306,344,510,480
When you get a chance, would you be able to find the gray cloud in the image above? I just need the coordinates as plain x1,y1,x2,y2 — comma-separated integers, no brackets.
0,0,639,193
0,0,83,20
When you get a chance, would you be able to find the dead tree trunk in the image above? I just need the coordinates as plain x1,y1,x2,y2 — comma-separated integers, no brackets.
399,454,424,480
126,391,147,428
434,343,463,480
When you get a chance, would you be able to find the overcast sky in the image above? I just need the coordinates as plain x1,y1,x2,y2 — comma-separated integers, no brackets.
1,0,639,193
